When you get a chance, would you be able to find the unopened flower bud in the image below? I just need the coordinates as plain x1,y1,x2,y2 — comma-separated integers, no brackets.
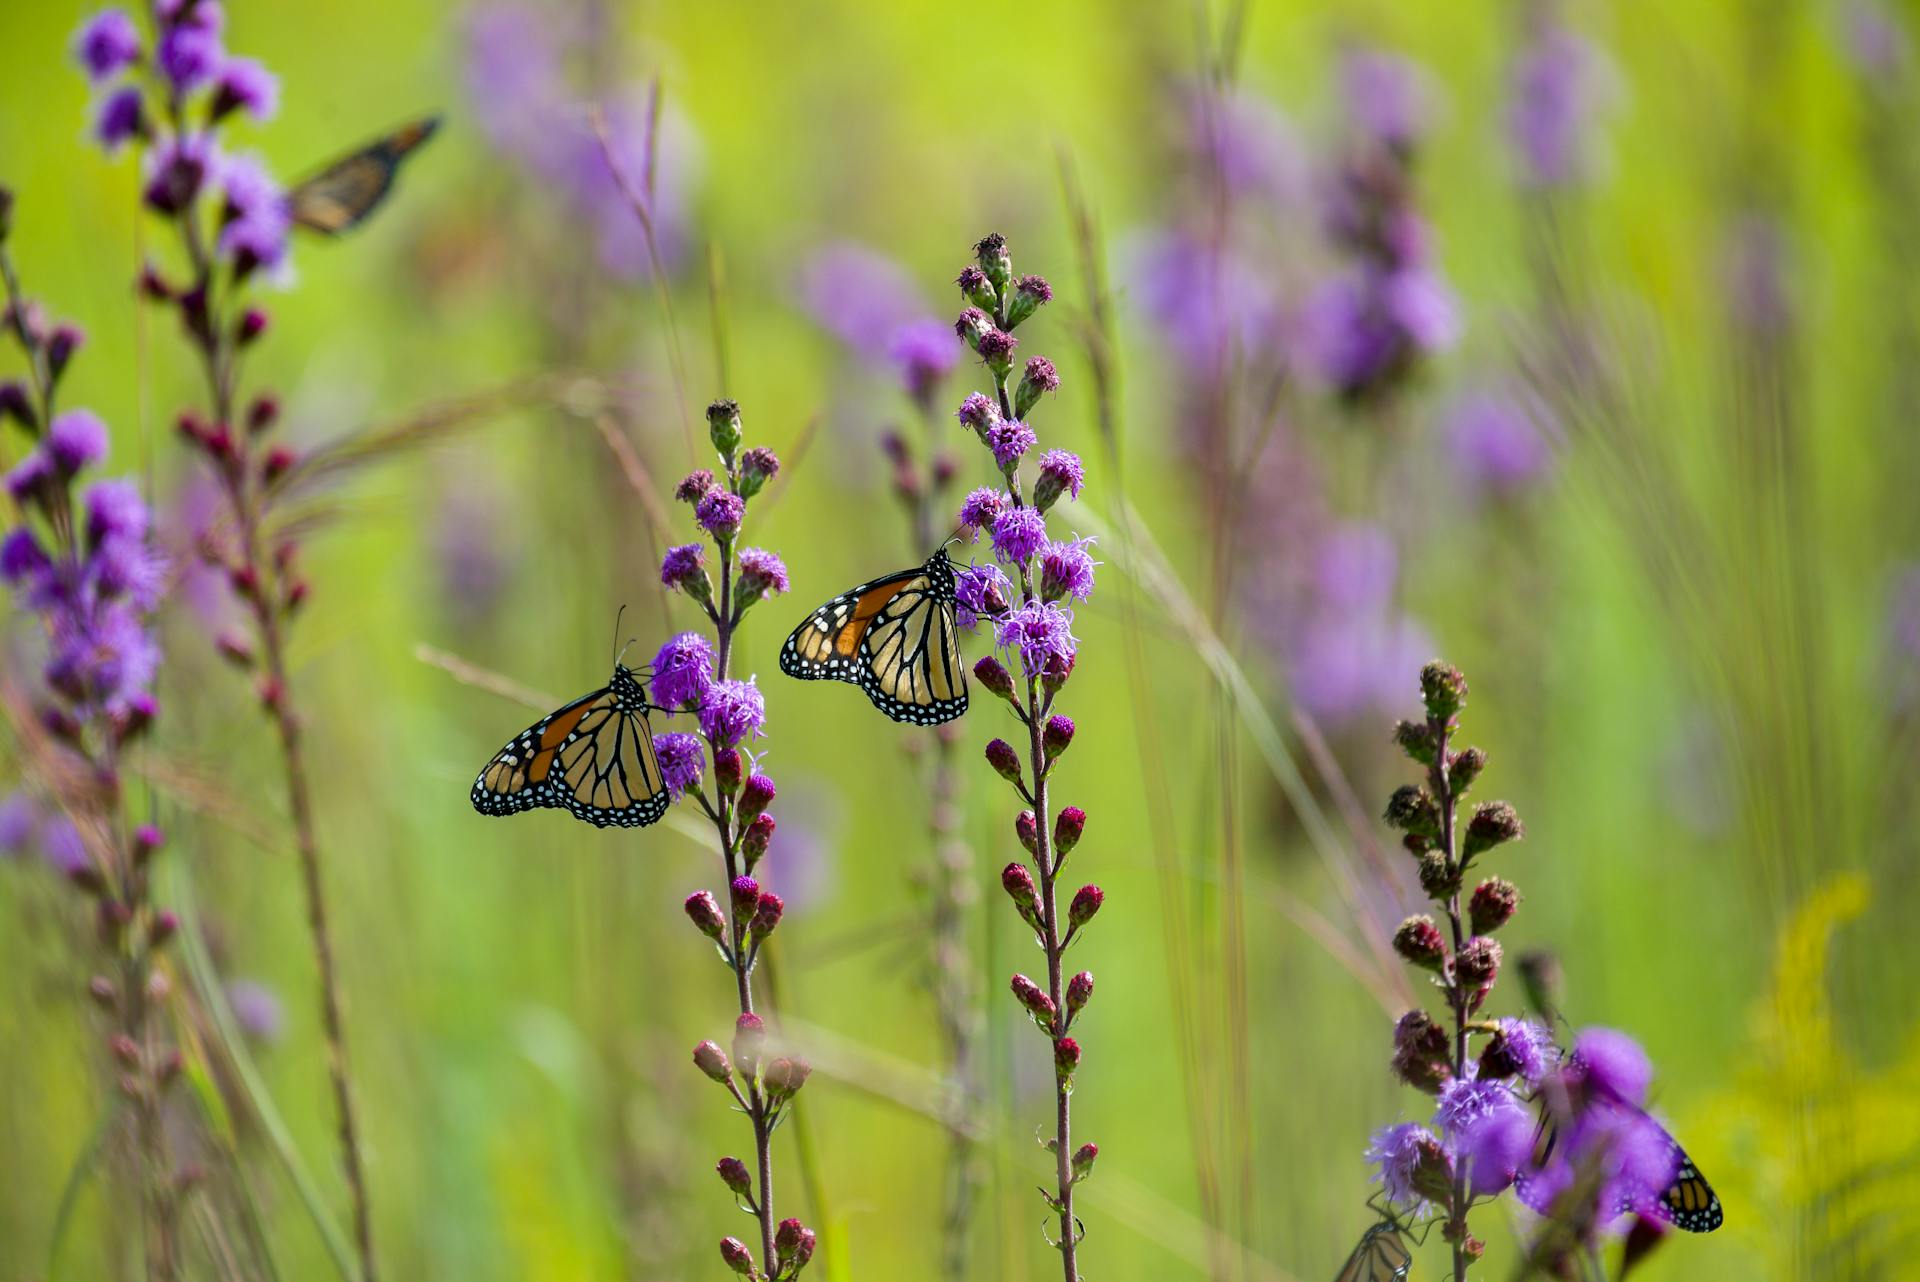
742,813,775,869
1006,273,1053,327
1383,784,1439,837
1462,801,1524,859
693,1039,732,1083
133,824,165,863
1448,746,1487,795
1042,649,1077,695
47,324,83,379
149,910,178,948
247,395,279,434
1456,935,1502,992
973,654,1015,701
733,1012,767,1077
1411,1133,1456,1204
1054,1035,1081,1080
0,380,34,431
974,232,1013,291
1469,877,1520,934
685,890,726,942
1393,719,1436,765
776,1217,806,1260
1417,850,1456,899
89,975,116,1007
1393,914,1447,970
1042,714,1074,763
706,399,743,460
109,1033,141,1067
216,632,255,667
730,875,761,919
717,1156,752,1200
737,772,775,823
738,445,780,500
1068,884,1104,931
1053,805,1086,856
1015,809,1039,854
976,327,1018,376
713,747,742,796
1014,354,1059,417
675,469,717,503
1002,862,1041,928
956,263,995,309
749,892,784,941
719,1236,756,1276
1420,661,1468,723
954,306,993,351
763,1055,812,1103
236,307,269,345
1390,1009,1454,1094
985,738,1023,786
1011,973,1056,1025
262,445,296,484
1071,1141,1098,1182
1066,970,1093,1019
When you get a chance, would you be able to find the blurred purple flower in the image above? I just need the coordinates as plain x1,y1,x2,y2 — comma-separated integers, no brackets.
75,9,141,81
763,775,839,914
796,243,930,358
48,411,109,474
93,86,145,152
213,56,280,122
1186,83,1308,202
1311,523,1398,613
39,815,90,876
157,22,222,92
1843,1,1911,87
1445,389,1555,497
1570,1026,1652,1106
226,979,286,1042
1124,230,1283,366
433,483,515,625
1341,48,1434,150
216,152,291,276
0,792,38,857
1456,1101,1534,1197
886,318,959,403
1508,12,1612,188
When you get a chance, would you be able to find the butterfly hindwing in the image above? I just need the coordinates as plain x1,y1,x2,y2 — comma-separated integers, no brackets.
780,550,968,725
1333,1222,1411,1282
470,665,668,828
1657,1137,1723,1233
289,116,441,236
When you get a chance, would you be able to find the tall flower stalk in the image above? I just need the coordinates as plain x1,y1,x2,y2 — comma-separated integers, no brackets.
945,232,1099,1280
71,6,378,1275
1,195,179,1278
658,399,818,1282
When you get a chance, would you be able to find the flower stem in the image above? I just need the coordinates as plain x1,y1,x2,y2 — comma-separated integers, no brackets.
1427,715,1470,1282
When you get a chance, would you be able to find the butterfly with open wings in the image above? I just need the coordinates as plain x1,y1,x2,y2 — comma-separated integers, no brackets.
470,663,669,828
779,548,969,725
287,116,440,236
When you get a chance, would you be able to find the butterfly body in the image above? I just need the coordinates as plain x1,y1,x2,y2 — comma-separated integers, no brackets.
779,549,968,725
1333,1221,1412,1282
288,116,441,236
471,664,668,828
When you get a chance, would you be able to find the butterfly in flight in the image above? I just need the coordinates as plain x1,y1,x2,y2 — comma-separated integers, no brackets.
287,116,441,236
470,663,669,828
779,548,968,725
1332,1219,1413,1282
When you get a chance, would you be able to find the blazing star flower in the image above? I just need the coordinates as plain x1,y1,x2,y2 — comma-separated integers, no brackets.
660,542,706,591
989,506,1047,566
92,86,145,152
984,419,1035,472
1039,536,1097,603
216,153,291,275
1514,1097,1678,1229
887,318,957,403
39,815,91,876
653,732,706,798
957,487,1006,533
0,529,51,588
794,242,931,358
47,411,109,475
698,677,766,749
650,632,714,710
84,478,148,543
1446,390,1554,497
696,489,745,541
157,20,222,92
75,9,141,81
1508,17,1612,189
142,132,215,215
1034,449,1085,507
994,599,1078,674
1455,1101,1534,1197
956,391,999,434
1433,1074,1523,1141
1492,1017,1556,1085
46,600,161,712
1366,1121,1447,1213
212,56,280,122
1341,48,1432,151
0,792,38,857
1569,1026,1652,1106
736,547,789,599
954,561,1013,630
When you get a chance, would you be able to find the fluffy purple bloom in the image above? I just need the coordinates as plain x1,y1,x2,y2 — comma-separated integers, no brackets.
1036,449,1084,501
995,599,1078,674
1341,48,1432,150
0,792,37,856
957,487,1005,532
0,528,50,586
955,391,999,434
794,243,930,357
46,600,160,712
39,815,91,876
91,527,166,610
660,542,705,589
1365,1121,1442,1212
213,56,279,121
75,9,141,81
85,479,149,543
1515,1098,1679,1229
1571,1026,1652,1106
1186,83,1308,201
887,318,958,402
736,546,789,599
226,979,285,1042
989,506,1047,566
650,632,714,710
1433,1074,1521,1140
216,153,291,275
697,677,765,749
47,410,109,474
142,132,214,215
157,21,222,92
1039,536,1098,603
953,561,1012,630
1125,230,1283,365
1385,268,1459,349
1493,1017,1557,1085
695,488,745,540
6,452,55,503
985,420,1035,471
1456,1101,1534,1197
1447,390,1554,496
93,85,145,152
653,732,706,799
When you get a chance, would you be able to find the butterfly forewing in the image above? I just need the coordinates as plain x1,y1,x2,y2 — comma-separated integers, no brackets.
470,665,668,828
289,116,441,236
1657,1138,1723,1233
780,550,968,725
1333,1223,1411,1282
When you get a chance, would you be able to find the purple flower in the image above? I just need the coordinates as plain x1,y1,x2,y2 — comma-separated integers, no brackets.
1845,1,1913,87
736,547,789,599
142,132,214,215
1570,1026,1652,1106
0,792,38,857
216,153,291,275
39,815,91,876
1456,1101,1534,1197
1516,1098,1679,1229
697,677,765,749
886,318,958,403
660,542,706,589
0,528,51,589
1385,268,1459,350
653,732,706,799
955,391,999,434
1125,230,1283,366
1365,1121,1443,1212
984,420,1035,472
957,487,1005,533
47,410,109,475
212,56,279,122
953,561,1012,630
1039,536,1097,603
1341,48,1433,150
6,452,55,504
46,600,160,712
994,599,1078,674
1035,449,1084,503
1446,390,1554,496
1508,17,1614,189
93,85,145,152
1433,1074,1521,1140
794,243,931,357
650,632,714,711
157,21,222,92
91,526,167,610
226,979,286,1042
1493,1017,1556,1085
1186,83,1308,201
85,479,149,543
696,488,745,541
75,9,141,81
989,506,1047,566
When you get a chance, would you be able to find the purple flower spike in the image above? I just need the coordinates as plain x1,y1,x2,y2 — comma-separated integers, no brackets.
75,9,141,81
47,411,110,475
696,488,745,541
888,318,959,403
0,529,51,589
994,599,1078,674
142,133,213,215
650,632,715,710
653,732,706,798
1457,1102,1533,1197
1366,1121,1446,1213
698,677,766,749
1039,536,1098,603
84,478,149,542
989,506,1046,566
216,153,291,276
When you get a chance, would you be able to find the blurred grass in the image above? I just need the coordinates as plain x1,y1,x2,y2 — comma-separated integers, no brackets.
4,1,1919,1280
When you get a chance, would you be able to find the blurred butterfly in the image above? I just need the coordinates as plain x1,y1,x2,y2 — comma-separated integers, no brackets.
470,663,669,828
1333,1220,1412,1282
1522,1107,1723,1234
288,116,441,236
779,548,968,725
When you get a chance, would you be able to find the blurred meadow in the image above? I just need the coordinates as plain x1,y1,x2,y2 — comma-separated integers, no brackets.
3,0,1919,1280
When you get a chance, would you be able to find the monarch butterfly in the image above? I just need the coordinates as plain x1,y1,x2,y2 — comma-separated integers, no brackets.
288,116,441,235
778,548,968,725
470,663,669,828
1333,1220,1412,1282
1522,1106,1723,1233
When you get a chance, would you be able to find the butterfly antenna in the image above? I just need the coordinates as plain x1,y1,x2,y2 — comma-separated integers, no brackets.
609,604,628,668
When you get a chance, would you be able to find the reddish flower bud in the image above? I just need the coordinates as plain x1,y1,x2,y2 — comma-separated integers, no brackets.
985,738,1023,786
1066,969,1093,1019
775,1217,806,1258
149,910,178,949
246,395,279,434
236,307,269,345
1391,1009,1455,1094
262,445,296,483
133,824,165,863
1053,1036,1081,1079
138,263,173,301
1456,935,1502,990
675,469,717,503
741,813,775,869
1393,915,1448,970
749,892,784,942
719,1236,756,1276
763,1055,812,1103
47,324,83,379
109,1033,140,1067
1071,1141,1098,1182
737,772,776,823
1041,648,1075,694
1448,746,1488,795
1469,877,1520,935
1042,714,1074,763
1384,784,1440,837
284,580,310,613
1015,809,1039,853
973,654,1015,701
1011,973,1057,1026
1393,719,1437,765
684,890,726,941
1417,851,1457,899
216,632,254,667
89,975,116,1007
1463,801,1524,859
693,1039,732,1083
1420,661,1468,723
1053,805,1086,856
733,1012,767,1077
730,875,761,919
717,1156,753,1200
1068,884,1104,931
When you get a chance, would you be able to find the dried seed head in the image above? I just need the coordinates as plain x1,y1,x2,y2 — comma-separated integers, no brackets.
1393,915,1448,970
1469,877,1521,934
